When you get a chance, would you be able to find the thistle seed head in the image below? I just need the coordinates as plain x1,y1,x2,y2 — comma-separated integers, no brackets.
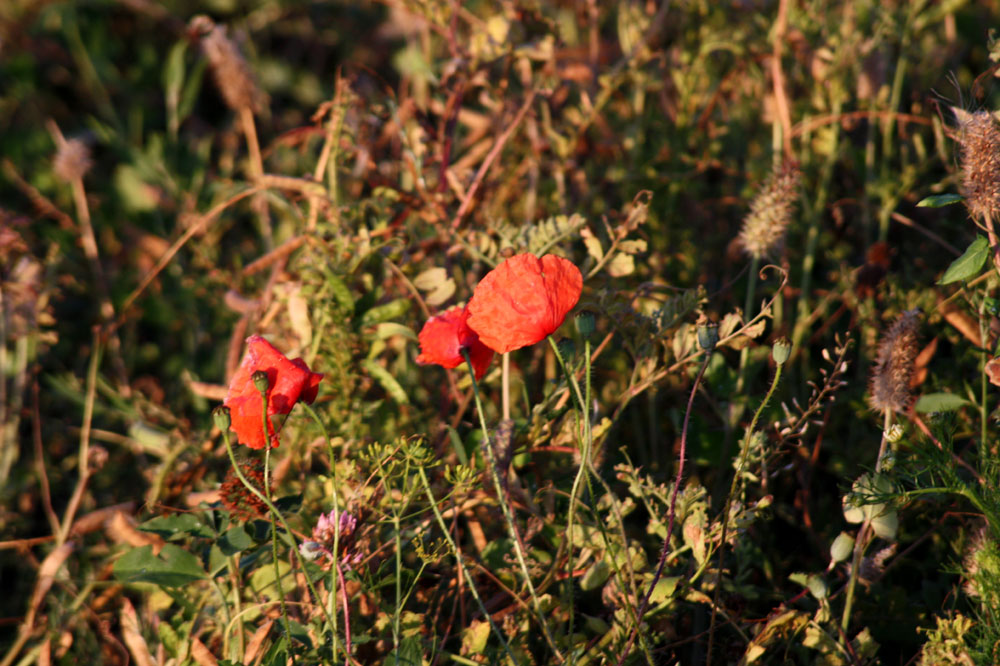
738,161,801,260
956,109,1000,222
869,310,920,413
53,138,92,183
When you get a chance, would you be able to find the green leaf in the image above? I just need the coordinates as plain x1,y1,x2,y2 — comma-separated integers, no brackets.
384,635,423,666
445,425,468,466
938,236,990,285
917,193,963,207
363,359,410,404
360,298,411,328
580,559,610,591
915,392,971,413
113,544,206,588
139,514,214,540
273,494,303,514
217,525,253,556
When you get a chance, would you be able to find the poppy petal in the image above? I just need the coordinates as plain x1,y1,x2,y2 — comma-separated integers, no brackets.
466,253,582,354
223,336,323,449
416,306,494,379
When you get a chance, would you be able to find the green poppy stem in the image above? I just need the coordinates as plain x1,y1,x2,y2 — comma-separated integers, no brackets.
462,349,565,663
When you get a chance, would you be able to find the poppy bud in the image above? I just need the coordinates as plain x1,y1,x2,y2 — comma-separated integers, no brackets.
575,311,596,340
213,405,232,430
556,338,576,361
697,321,718,352
252,370,270,394
772,337,791,366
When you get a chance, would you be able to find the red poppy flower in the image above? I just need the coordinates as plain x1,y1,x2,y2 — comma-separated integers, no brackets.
466,253,583,354
223,335,323,449
416,306,494,379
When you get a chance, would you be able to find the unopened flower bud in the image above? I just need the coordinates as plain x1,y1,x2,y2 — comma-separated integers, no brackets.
829,532,855,565
575,311,596,340
885,424,904,444
252,370,270,394
772,337,791,366
697,321,718,352
299,540,324,561
213,405,232,430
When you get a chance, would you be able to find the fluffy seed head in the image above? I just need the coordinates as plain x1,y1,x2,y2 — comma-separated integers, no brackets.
53,138,92,183
956,109,1000,222
869,310,920,413
738,161,801,260
191,16,265,113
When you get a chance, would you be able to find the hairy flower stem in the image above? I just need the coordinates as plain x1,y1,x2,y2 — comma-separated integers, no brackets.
463,351,565,663
336,563,352,662
258,391,293,658
840,409,892,637
707,362,783,666
502,352,511,421
549,337,591,656
220,429,335,645
300,403,341,659
617,353,712,666
416,464,516,663
549,339,653,664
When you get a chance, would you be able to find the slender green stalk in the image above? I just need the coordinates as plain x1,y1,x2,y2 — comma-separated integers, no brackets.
218,422,336,636
792,92,844,357
547,336,590,651
729,255,761,449
840,409,892,637
617,353,712,666
549,338,652,665
300,403,341,657
463,351,564,662
707,361,783,666
229,556,245,661
415,464,516,663
979,299,989,461
256,389,293,655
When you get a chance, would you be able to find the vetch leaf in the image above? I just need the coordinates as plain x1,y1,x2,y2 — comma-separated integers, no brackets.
938,236,989,285
917,193,963,207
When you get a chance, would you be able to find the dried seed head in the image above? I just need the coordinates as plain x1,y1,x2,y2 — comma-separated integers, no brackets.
869,310,920,413
191,16,265,113
956,109,1000,222
738,161,801,260
53,138,92,183
219,459,270,522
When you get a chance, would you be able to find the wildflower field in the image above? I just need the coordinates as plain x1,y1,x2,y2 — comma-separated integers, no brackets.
4,0,1000,664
